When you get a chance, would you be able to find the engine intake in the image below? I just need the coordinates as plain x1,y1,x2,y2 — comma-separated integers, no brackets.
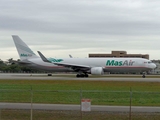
91,67,104,75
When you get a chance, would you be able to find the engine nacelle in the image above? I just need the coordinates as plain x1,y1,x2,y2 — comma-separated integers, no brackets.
91,67,104,75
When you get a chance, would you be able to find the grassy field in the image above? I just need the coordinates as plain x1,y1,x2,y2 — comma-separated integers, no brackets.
0,79,160,106
0,79,160,120
0,110,160,120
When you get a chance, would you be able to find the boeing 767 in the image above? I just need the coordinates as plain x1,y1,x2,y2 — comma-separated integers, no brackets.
12,35,156,78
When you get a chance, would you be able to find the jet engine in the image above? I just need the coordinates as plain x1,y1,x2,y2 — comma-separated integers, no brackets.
91,67,104,75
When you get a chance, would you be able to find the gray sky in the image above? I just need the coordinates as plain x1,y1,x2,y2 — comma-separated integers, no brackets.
1,0,160,60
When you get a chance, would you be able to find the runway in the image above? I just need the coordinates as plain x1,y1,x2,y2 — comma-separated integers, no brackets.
0,73,160,82
0,103,160,112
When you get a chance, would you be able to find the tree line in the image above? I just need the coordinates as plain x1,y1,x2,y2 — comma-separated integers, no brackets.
0,59,44,73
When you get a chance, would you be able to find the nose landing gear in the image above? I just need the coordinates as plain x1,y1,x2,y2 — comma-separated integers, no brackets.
142,72,146,78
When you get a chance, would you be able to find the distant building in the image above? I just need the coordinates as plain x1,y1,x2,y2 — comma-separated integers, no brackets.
89,51,149,59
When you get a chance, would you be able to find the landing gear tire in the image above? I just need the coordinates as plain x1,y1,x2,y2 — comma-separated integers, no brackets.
76,74,79,77
76,73,88,78
84,74,88,77
76,74,83,78
48,74,52,76
142,75,145,78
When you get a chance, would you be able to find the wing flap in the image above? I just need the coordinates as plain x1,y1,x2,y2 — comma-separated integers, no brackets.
53,62,90,68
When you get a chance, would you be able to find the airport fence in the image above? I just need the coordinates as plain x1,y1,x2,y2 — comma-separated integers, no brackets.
0,87,159,120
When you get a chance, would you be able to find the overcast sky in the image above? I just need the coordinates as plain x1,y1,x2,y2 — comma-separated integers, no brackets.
1,0,160,60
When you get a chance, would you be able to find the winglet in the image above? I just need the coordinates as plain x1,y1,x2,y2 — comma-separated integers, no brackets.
69,54,73,58
37,51,51,63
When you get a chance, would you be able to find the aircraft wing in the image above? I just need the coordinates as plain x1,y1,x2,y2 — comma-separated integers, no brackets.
37,51,91,71
52,62,90,69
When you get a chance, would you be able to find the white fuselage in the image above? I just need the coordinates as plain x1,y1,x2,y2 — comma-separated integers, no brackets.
25,57,156,73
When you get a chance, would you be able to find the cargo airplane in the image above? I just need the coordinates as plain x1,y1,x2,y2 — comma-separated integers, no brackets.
12,35,156,78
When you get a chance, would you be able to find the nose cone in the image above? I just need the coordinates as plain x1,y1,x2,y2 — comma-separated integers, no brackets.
152,63,157,69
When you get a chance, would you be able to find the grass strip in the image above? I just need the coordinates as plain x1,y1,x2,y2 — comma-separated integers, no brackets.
0,80,159,106
1,110,160,120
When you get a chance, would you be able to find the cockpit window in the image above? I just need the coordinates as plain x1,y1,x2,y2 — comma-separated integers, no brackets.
148,61,152,64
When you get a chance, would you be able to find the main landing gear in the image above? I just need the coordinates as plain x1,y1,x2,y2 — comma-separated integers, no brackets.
76,73,89,78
